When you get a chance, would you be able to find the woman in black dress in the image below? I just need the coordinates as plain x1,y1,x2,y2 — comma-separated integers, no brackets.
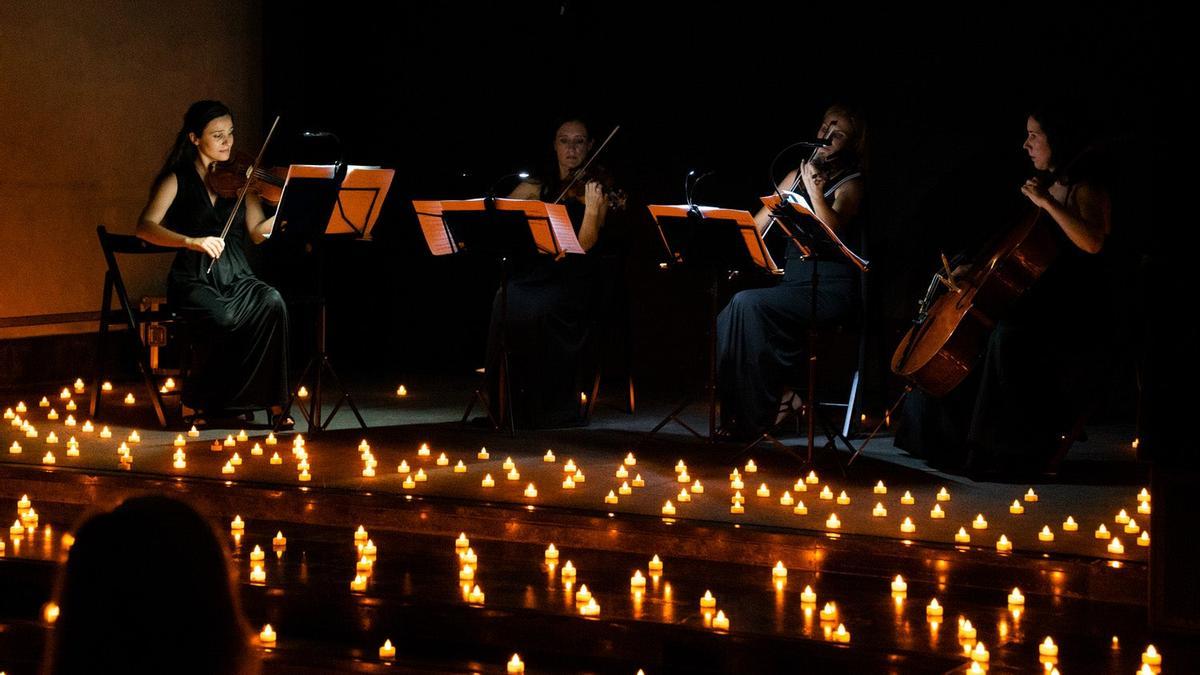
484,117,611,428
716,104,867,439
136,100,290,425
897,105,1112,477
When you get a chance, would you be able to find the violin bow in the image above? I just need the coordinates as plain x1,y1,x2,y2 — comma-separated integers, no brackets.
206,115,281,275
553,125,620,205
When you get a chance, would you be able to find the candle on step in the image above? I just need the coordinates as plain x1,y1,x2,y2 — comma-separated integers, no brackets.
1138,531,1150,547
745,459,757,473
996,535,1012,552
1039,526,1055,542
124,393,135,405
958,618,977,639
820,602,837,621
806,471,819,484
1115,509,1130,525
1007,587,1025,605
481,474,495,488
632,474,645,487
661,500,676,516
624,452,637,466
700,590,716,608
1039,637,1058,657
873,502,888,517
230,516,245,531
874,481,887,494
579,597,600,616
757,484,770,498
379,639,396,659
83,421,96,433
779,491,794,506
1108,537,1125,554
819,486,834,500
507,654,525,673
468,584,485,603
833,623,850,643
1063,516,1078,531
631,570,647,588
618,481,632,495
901,491,915,505
972,514,988,530
772,561,788,579
350,574,367,592
926,598,943,617
793,501,808,515
712,610,729,630
273,531,286,548
836,491,850,505
691,480,704,494
930,504,945,519
525,483,539,498
249,564,265,584
648,555,663,572
1095,524,1111,539
477,447,489,459
901,517,916,533
971,642,989,662
1009,500,1024,515
826,513,841,529
1024,488,1038,502
561,561,576,578
74,378,85,393
575,584,592,604
891,575,907,593
677,488,690,503
259,624,276,646
1142,645,1162,666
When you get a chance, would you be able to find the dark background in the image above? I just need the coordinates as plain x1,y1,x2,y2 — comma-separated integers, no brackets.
256,2,1165,416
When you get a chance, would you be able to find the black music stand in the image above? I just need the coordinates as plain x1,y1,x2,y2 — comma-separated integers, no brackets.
639,205,781,445
273,166,369,434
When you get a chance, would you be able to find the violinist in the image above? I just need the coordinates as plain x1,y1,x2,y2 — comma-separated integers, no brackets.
484,116,616,428
136,100,291,427
715,103,867,440
896,103,1112,478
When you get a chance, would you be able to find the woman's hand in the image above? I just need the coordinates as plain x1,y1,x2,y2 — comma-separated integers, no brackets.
186,236,225,259
800,161,826,198
583,181,604,214
1020,177,1053,208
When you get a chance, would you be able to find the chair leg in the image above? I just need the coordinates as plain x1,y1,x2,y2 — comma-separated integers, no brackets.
90,274,115,420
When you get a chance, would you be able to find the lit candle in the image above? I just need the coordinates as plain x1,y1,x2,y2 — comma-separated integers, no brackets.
970,642,989,662
187,424,199,438
1007,587,1025,605
1024,488,1038,502
65,400,77,411
350,574,367,592
730,502,744,514
874,480,887,494
574,584,592,604
900,517,916,533
525,483,539,498
891,574,907,593
958,618,977,639
561,561,576,578
1138,501,1151,515
477,447,489,460
1095,524,1111,539
793,478,807,492
926,599,943,617
615,465,628,479
801,585,817,604
379,639,396,659
10,520,24,536
930,504,945,519
826,513,841,529
1124,519,1140,535
259,624,276,646
42,451,56,464
417,443,430,457
618,481,632,495
648,555,663,572
730,477,744,490
793,501,808,515
562,476,575,489
772,561,788,579
1137,488,1151,503
1063,516,1078,531
819,486,834,500
677,488,691,503
415,468,428,482
688,479,703,495
9,441,21,454
1115,509,1130,525
249,565,266,584
507,468,520,481
1108,537,1125,555
297,386,308,398
362,539,378,558
1142,645,1162,666
222,461,235,475
2,408,12,419
74,378,85,393
806,471,819,484
16,401,28,413
230,452,243,466
436,452,449,467
779,491,794,506
712,610,729,630
39,397,49,407
996,535,1012,552
677,470,691,484
507,654,525,673
124,393,135,405
901,491,915,505
819,602,838,621
872,502,888,517
47,409,59,421
631,570,647,588
1138,531,1150,547
833,623,850,643
732,491,745,505
230,516,245,531
700,590,717,608
624,452,636,466
173,456,186,469
250,545,265,562
459,564,474,581
662,500,676,516
357,555,375,573
579,597,600,616
836,490,850,505
1039,637,1058,657
632,474,645,488
542,449,556,463
481,474,495,488
972,514,988,530
1009,499,1024,515
563,459,576,473
269,452,282,465
757,483,771,498
573,470,585,483
223,435,236,448
1039,526,1055,542
745,459,757,473
272,531,286,548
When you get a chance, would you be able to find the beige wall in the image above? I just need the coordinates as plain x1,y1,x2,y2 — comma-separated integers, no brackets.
0,2,262,337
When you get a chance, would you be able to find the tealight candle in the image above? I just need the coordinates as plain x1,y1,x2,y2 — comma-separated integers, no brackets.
575,584,592,604
187,425,199,437
437,452,450,466
901,517,916,533
732,490,745,504
357,556,375,573
819,602,837,621
1024,488,1038,502
2,408,12,419
1063,516,1078,531
562,476,575,489
1115,509,1130,525
971,642,989,662
579,597,600,616
123,393,136,405
362,540,378,557
1138,531,1150,546
972,514,988,530
618,481,632,495
1095,524,1111,539
757,484,771,498
416,443,430,457
65,401,76,413
677,489,690,503
525,483,539,498
259,624,276,645
210,441,221,452
542,449,556,462
648,555,663,572
1137,488,1151,503
901,491,915,505
745,459,757,473
615,465,628,479
230,452,243,466
826,513,841,529
573,470,585,483
561,560,576,578
377,639,396,660
396,460,410,475
248,545,265,562
362,466,376,477
930,504,945,519
676,460,688,474
730,503,745,514
801,585,817,604
173,457,187,469
874,481,887,494
1142,645,1162,666
632,474,645,488
563,459,576,473
661,500,676,516
16,401,28,413
10,520,25,536
819,486,834,500
42,451,56,464
350,574,367,592
273,531,286,548
249,565,266,584
677,470,691,484
1124,519,1140,535
18,495,31,511
712,610,729,630
1039,637,1058,657
926,598,943,617
459,564,474,581
872,502,888,517
1038,526,1055,542
700,590,717,608
779,491,794,506
9,441,21,454
263,432,276,445
468,585,485,604
690,479,704,494
793,501,808,515
74,379,85,393
477,447,490,460
236,429,248,442
481,474,495,488
806,471,819,484
222,461,236,475
507,654,525,673
507,468,520,481
631,570,647,588
836,491,850,505
1138,501,1151,515
415,468,428,482
355,526,369,542
270,452,282,465
996,535,1012,552
47,409,59,421
1009,500,1024,515
1007,587,1025,605
891,575,907,593
833,623,851,642
39,397,49,407
1108,537,1125,555
958,618,977,639
623,452,637,466
25,427,37,439
793,479,807,492
401,476,416,489
296,386,308,399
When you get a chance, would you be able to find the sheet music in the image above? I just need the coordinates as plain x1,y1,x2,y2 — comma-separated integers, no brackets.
646,205,780,273
411,200,455,255
326,165,394,236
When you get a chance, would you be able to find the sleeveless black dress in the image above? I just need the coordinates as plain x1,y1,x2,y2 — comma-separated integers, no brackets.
716,173,863,436
164,165,289,414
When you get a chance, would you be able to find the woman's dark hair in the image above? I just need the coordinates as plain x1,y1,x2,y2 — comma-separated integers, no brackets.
815,102,868,180
44,496,258,675
1029,100,1092,184
154,100,233,187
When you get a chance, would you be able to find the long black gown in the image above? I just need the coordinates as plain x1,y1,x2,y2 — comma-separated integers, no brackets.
164,165,289,415
896,183,1113,476
716,174,863,437
484,199,609,428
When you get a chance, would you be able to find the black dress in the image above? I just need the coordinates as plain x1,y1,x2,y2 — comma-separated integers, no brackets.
896,184,1112,475
716,174,863,437
164,165,289,415
484,199,609,428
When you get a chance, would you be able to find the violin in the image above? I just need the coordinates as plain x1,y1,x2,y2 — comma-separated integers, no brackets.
559,164,628,211
206,150,286,204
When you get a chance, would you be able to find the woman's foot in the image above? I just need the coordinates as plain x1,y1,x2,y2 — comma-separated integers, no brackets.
270,407,295,430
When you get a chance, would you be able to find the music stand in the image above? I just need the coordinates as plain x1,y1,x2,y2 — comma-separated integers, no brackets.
413,197,584,433
750,192,869,462
273,164,381,434
640,204,782,444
